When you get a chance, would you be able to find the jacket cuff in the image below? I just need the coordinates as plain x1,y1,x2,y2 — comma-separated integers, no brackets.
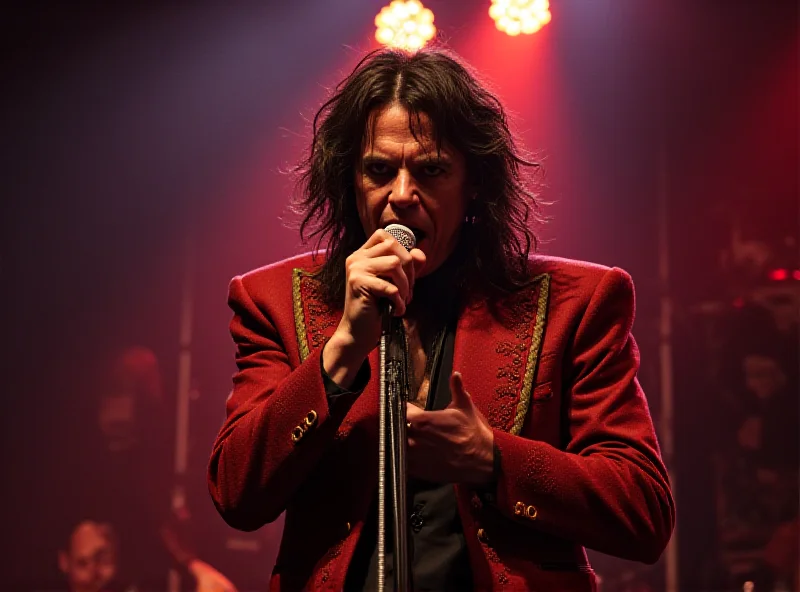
320,347,371,405
474,442,502,504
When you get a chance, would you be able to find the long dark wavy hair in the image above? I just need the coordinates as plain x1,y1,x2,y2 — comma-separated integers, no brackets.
292,46,544,305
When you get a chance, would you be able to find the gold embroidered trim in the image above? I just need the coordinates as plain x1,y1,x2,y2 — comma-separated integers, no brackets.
511,273,550,436
292,268,310,362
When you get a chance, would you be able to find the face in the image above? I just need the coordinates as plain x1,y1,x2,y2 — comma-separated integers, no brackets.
355,103,471,276
59,522,117,592
743,355,786,399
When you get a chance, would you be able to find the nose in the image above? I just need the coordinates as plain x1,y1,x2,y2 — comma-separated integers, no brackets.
388,168,419,209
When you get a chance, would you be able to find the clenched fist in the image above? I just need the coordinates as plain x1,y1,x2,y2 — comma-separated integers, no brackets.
322,229,426,388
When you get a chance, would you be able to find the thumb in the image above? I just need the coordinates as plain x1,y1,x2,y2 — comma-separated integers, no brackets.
410,247,427,271
448,371,472,409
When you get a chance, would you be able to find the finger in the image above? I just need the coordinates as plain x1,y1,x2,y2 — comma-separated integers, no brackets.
363,229,392,249
404,253,415,304
361,236,404,258
406,249,425,303
367,235,417,298
355,275,405,315
376,227,415,254
361,255,410,304
384,235,415,266
383,240,417,304
360,240,414,303
448,371,472,409
366,231,414,263
410,248,426,276
405,403,425,422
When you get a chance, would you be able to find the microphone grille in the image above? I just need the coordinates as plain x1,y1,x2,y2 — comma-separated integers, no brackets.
384,224,416,251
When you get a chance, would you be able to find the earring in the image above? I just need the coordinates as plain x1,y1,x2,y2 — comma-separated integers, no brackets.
465,200,478,225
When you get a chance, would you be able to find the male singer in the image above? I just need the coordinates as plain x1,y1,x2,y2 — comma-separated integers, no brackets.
208,47,674,591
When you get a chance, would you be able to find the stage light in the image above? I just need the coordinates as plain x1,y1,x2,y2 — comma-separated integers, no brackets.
375,0,436,50
489,0,552,36
768,268,789,281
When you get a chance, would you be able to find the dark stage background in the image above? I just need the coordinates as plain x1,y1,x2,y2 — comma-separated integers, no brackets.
2,1,797,590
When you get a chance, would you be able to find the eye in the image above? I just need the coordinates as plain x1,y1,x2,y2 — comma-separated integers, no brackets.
422,164,445,177
365,162,392,176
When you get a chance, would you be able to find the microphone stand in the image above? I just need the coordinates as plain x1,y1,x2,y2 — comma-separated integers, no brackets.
377,307,410,592
377,224,415,591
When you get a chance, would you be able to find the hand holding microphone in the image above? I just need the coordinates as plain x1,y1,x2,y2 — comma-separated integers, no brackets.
322,225,426,388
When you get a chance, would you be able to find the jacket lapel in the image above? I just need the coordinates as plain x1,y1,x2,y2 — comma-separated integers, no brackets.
293,266,552,436
453,274,551,435
292,268,339,361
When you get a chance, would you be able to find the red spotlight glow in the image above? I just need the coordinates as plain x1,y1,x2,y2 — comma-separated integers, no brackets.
489,0,552,37
793,269,800,280
768,268,789,281
375,0,436,50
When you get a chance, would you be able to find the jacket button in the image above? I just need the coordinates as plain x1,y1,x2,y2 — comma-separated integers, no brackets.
514,501,525,515
525,505,538,520
346,522,351,533
291,426,304,443
305,410,318,427
477,528,489,543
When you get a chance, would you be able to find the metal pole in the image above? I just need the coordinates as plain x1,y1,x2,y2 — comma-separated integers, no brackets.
175,229,194,478
169,226,196,592
390,367,409,592
657,134,678,592
377,321,389,592
378,313,410,592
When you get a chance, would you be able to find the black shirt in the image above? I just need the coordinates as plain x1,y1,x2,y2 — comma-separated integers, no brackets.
322,316,473,591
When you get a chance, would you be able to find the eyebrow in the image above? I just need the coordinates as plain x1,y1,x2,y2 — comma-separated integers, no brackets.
361,152,453,165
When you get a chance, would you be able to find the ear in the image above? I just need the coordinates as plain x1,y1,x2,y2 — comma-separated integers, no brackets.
58,550,69,574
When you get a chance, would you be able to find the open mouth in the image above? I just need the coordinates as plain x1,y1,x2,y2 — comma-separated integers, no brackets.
409,227,427,244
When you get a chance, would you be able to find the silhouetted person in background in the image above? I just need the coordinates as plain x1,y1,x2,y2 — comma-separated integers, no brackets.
58,520,122,592
68,346,237,592
710,304,799,590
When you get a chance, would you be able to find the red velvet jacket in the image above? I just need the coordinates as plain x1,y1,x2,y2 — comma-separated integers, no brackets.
208,253,674,591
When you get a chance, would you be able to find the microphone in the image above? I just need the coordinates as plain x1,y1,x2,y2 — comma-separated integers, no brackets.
384,223,416,252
